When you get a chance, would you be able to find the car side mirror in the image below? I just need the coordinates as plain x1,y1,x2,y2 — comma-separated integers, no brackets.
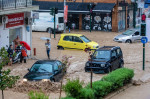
27,68,30,71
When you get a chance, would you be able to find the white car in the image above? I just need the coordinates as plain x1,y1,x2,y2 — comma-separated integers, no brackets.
113,29,142,43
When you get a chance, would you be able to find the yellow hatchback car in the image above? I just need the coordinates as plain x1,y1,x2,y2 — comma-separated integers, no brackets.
57,34,99,50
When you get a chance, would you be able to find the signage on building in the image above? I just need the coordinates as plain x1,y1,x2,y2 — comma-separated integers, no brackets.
64,5,68,23
6,13,24,28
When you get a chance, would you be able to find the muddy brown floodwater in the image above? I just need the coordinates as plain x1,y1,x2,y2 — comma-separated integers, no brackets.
1,30,150,99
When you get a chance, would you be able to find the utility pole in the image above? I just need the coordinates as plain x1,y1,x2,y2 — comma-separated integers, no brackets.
50,7,58,38
133,0,137,28
64,0,66,33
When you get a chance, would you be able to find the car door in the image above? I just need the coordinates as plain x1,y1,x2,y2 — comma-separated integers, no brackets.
116,48,123,67
110,50,118,70
62,36,74,49
72,36,85,50
132,31,141,42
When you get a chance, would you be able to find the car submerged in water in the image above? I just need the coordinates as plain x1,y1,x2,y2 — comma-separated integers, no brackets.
23,60,64,82
85,46,124,73
113,29,142,43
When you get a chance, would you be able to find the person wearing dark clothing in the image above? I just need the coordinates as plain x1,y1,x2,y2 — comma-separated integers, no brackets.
7,45,13,65
20,44,27,63
45,39,51,59
142,13,146,23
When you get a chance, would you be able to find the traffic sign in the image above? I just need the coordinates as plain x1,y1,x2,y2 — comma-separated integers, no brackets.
141,37,148,44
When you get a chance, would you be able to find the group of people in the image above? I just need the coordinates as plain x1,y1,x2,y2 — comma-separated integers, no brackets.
7,36,27,66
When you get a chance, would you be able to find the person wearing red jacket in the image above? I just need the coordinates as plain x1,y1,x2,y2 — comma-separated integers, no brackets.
141,13,146,23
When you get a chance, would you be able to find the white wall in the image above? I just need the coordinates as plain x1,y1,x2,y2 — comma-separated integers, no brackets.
0,24,9,49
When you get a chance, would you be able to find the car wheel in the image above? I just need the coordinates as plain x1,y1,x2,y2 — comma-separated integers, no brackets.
47,28,52,33
119,62,124,68
105,67,111,73
58,46,64,50
125,39,132,43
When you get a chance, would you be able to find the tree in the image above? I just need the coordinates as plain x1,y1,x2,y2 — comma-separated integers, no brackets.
0,47,19,99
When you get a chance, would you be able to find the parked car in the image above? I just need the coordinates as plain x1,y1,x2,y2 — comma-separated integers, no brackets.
23,60,64,82
113,29,141,43
57,34,99,50
85,46,124,73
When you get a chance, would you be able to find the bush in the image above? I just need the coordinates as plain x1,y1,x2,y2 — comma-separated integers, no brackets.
79,88,95,99
101,68,134,90
61,97,76,99
86,81,112,98
28,91,49,99
63,79,83,98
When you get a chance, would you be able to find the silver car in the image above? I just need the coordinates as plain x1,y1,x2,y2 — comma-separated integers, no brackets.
113,29,142,43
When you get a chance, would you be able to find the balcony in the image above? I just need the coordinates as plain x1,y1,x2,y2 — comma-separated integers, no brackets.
0,0,32,10
0,0,39,15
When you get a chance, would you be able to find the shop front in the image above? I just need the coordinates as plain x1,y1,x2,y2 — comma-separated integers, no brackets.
0,12,32,55
82,13,112,31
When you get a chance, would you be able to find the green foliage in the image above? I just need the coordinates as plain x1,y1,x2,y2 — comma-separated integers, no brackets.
86,81,112,98
79,88,95,99
63,79,83,98
0,47,9,67
61,97,76,99
101,68,134,90
28,91,49,99
0,47,19,90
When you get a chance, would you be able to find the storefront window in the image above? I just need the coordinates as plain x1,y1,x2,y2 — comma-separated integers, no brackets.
9,27,22,46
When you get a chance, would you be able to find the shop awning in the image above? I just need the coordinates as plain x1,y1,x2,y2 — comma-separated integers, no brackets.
32,1,115,13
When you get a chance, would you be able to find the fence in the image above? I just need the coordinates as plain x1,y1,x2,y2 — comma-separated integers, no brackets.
0,0,32,10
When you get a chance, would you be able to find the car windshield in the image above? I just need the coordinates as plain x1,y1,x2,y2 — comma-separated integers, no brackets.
122,30,134,35
30,63,53,73
80,35,91,43
93,50,110,59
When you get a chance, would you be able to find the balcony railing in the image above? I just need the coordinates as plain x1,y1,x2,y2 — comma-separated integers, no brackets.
0,0,32,10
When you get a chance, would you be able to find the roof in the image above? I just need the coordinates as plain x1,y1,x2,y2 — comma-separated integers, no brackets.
61,33,83,37
35,60,58,64
97,46,120,51
32,1,115,13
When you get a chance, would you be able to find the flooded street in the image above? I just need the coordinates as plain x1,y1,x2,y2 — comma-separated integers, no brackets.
2,30,150,99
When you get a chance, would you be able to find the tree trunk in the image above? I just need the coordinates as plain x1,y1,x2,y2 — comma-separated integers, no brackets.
59,80,63,99
2,90,4,99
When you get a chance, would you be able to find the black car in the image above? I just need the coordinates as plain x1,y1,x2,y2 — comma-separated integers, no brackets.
23,60,64,82
85,46,124,73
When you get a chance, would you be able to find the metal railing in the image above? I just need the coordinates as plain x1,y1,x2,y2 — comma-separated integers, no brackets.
0,0,32,10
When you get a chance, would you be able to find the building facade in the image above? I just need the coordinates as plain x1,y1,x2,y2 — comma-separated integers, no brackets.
33,0,134,32
0,0,39,55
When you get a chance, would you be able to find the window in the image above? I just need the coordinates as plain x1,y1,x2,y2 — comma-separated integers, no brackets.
54,63,58,71
111,50,117,57
116,49,122,56
134,32,139,35
59,17,63,23
73,36,83,43
56,61,62,69
93,51,110,59
63,36,73,41
80,35,91,43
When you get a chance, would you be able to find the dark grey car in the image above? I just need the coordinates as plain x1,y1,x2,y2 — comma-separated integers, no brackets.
85,46,124,73
113,29,142,43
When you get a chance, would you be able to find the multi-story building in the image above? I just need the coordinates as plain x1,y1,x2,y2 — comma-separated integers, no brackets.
0,0,39,55
33,0,135,32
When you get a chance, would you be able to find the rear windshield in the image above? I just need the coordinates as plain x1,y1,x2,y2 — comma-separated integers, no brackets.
59,17,64,23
